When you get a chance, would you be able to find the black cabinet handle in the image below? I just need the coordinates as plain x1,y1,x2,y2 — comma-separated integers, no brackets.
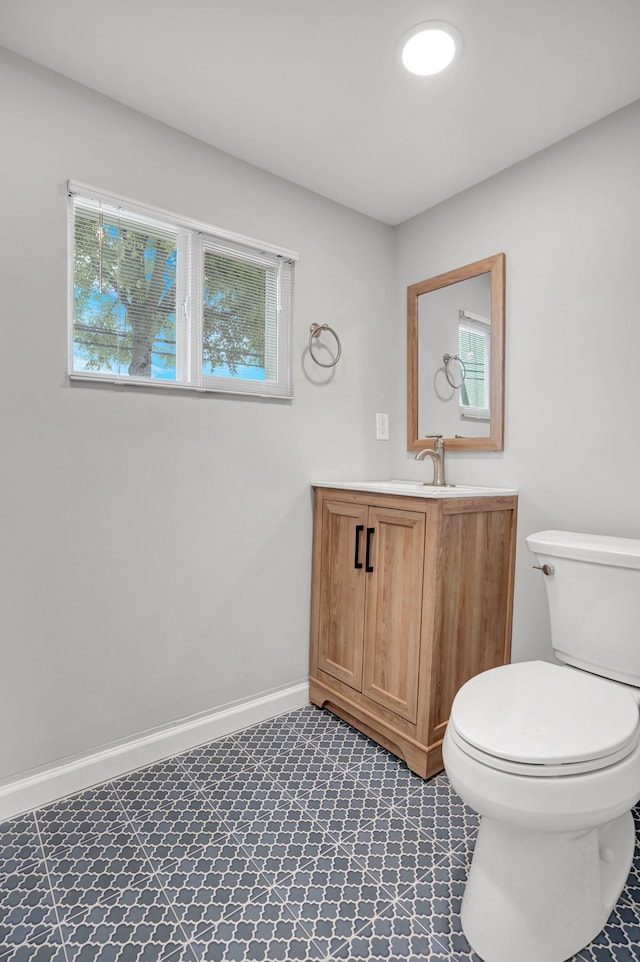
365,527,375,572
354,524,364,569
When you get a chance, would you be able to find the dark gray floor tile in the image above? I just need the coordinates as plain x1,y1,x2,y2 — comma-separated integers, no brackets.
0,814,40,876
251,739,350,795
336,808,445,901
194,767,296,830
271,849,397,957
231,718,305,758
351,749,427,798
293,768,396,841
231,804,339,886
397,854,470,949
125,794,230,871
59,877,195,962
0,859,57,956
391,771,480,852
35,784,125,856
177,738,257,788
297,721,384,767
113,758,198,810
275,704,350,741
186,891,324,962
0,925,67,962
156,842,270,938
329,906,459,961
45,826,151,921
576,891,640,962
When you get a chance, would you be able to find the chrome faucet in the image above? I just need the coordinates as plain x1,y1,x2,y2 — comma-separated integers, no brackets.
416,436,446,486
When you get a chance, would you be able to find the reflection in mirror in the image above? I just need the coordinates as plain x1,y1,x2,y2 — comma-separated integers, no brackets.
407,253,505,452
419,274,492,440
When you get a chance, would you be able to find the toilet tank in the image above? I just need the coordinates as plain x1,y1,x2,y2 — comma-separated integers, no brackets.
526,530,640,687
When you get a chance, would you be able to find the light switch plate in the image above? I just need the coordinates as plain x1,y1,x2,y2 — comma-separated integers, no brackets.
376,413,389,440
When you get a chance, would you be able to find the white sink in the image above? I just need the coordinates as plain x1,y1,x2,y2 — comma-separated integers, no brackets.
313,480,518,498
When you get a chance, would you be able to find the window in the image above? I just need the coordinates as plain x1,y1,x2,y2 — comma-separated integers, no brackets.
458,310,490,420
68,183,296,398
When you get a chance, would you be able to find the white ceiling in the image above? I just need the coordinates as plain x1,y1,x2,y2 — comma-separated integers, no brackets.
2,0,640,225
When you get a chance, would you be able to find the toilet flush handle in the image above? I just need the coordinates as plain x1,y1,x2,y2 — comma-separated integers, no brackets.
533,563,555,576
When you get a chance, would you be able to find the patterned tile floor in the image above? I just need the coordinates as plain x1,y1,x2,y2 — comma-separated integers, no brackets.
2,705,640,962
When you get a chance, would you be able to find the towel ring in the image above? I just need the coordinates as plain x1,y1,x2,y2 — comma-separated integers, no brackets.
309,323,342,368
443,353,467,389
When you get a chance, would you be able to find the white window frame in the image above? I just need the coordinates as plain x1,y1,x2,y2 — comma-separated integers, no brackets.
68,181,297,399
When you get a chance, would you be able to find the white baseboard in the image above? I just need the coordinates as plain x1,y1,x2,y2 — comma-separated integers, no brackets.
0,681,309,822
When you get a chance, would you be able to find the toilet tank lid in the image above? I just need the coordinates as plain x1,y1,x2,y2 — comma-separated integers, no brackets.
526,530,640,568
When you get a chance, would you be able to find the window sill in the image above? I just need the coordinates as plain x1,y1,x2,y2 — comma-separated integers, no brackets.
68,372,293,400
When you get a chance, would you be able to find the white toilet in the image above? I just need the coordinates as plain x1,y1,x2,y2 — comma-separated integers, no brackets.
443,529,640,962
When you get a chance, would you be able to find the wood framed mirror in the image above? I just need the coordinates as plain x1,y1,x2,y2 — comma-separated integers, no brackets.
407,253,505,452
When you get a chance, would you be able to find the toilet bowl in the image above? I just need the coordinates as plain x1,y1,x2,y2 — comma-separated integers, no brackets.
443,530,640,962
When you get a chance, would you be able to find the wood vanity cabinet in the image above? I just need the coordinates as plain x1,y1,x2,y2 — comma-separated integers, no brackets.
309,486,518,778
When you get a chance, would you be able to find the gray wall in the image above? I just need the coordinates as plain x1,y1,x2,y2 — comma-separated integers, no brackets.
0,49,395,782
393,99,640,665
4,44,640,786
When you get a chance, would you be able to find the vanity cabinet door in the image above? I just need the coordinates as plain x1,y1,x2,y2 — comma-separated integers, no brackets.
315,497,426,719
316,499,368,689
361,506,426,723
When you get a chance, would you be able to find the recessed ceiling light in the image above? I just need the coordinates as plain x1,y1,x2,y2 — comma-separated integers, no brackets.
400,21,461,76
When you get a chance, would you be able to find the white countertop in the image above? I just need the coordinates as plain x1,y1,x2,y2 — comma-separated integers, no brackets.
312,480,518,499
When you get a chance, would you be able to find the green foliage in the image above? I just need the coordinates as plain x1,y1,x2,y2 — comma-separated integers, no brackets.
73,209,176,378
202,250,266,376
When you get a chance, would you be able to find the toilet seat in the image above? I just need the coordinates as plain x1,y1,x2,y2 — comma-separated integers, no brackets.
449,661,640,777
448,720,639,776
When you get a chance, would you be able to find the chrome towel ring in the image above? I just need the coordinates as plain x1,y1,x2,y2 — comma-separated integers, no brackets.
443,352,467,389
309,323,342,368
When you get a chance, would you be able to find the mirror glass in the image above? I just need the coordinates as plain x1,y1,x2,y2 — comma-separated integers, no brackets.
407,253,505,452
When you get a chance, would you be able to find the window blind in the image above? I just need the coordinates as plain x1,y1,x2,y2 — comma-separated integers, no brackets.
68,182,297,398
